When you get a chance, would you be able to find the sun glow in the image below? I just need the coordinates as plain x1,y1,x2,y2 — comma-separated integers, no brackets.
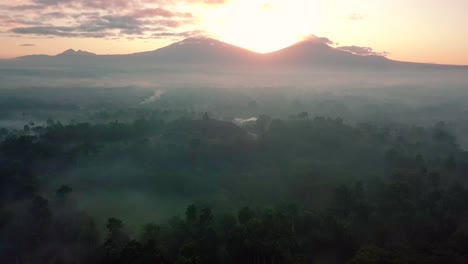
200,0,321,53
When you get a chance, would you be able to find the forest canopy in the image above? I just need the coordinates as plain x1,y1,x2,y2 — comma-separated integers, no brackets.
1,91,468,264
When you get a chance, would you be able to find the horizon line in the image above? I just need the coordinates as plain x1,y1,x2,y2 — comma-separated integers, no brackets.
1,37,468,67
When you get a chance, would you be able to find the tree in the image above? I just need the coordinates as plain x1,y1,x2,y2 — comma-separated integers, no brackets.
107,217,124,235
140,223,161,243
348,245,395,264
55,185,73,203
189,138,201,151
256,114,271,136
248,100,258,111
202,112,210,121
297,112,309,120
0,128,8,137
30,196,52,247
102,217,129,264
176,243,201,264
238,207,255,225
445,155,456,170
46,118,55,127
186,204,198,224
54,185,76,215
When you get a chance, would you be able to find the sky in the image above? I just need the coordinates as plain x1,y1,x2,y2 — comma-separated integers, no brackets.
0,0,467,65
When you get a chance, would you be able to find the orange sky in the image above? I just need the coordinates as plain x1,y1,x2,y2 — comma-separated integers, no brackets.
0,0,467,65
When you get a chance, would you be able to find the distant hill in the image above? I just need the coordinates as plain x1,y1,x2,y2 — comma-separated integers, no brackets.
265,39,391,69
57,49,96,57
13,37,468,70
128,37,260,65
17,49,95,60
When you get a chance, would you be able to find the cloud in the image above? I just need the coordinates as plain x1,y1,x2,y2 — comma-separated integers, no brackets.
151,29,204,39
338,45,389,57
141,89,165,104
28,0,226,8
192,0,226,4
43,12,70,19
302,35,335,45
12,26,78,37
7,8,196,38
134,8,193,18
0,0,218,40
349,13,367,21
31,0,131,9
10,14,196,38
12,22,164,38
1,4,45,11
95,15,143,33
20,43,36,46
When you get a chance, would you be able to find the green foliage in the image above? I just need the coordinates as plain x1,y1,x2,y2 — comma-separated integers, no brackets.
348,245,395,264
2,114,468,263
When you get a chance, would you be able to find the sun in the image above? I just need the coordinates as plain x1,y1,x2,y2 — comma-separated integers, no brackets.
199,0,320,53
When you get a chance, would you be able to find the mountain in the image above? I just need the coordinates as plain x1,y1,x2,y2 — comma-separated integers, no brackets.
2,37,467,89
127,37,260,65
17,49,96,60
266,39,391,69
57,49,96,57
124,37,395,68
12,37,468,71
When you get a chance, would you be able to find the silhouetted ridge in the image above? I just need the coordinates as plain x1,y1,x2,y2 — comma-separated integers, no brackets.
129,37,259,65
266,38,389,68
57,49,96,56
13,37,468,69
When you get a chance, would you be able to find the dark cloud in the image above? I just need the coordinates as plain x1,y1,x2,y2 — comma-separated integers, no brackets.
43,12,70,19
20,43,36,46
32,0,71,5
2,4,45,11
12,26,88,37
10,13,194,38
29,0,225,8
1,0,222,40
98,15,142,32
2,17,46,26
31,0,130,9
11,27,99,37
151,29,204,39
338,46,389,57
11,24,123,38
181,0,227,4
134,8,193,18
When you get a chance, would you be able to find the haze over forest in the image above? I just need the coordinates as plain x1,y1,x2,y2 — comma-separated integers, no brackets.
2,1,468,263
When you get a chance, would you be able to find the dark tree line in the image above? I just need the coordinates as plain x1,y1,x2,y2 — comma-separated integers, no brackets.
1,115,468,263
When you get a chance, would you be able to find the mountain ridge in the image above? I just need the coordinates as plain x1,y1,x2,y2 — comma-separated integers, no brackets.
57,49,96,56
12,37,468,68
18,37,383,58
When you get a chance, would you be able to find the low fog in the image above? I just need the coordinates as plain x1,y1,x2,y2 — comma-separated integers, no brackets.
1,37,468,264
